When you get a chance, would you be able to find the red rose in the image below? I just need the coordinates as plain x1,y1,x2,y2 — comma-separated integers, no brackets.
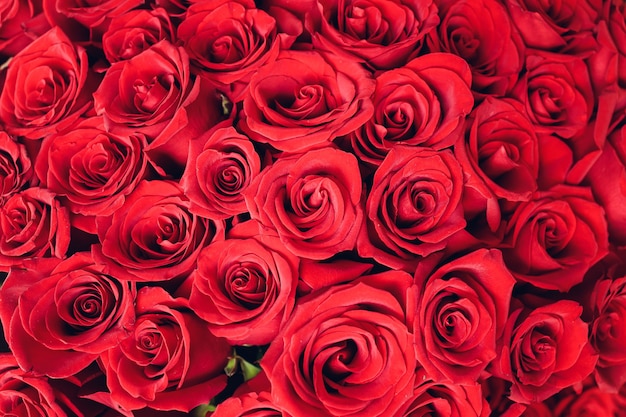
102,8,175,63
180,126,261,220
93,180,224,282
34,117,148,220
413,249,516,384
492,300,598,403
188,221,298,345
239,49,374,152
0,0,50,57
306,0,439,70
244,147,363,260
427,0,524,96
178,0,289,100
0,253,135,378
501,185,609,291
553,386,626,417
349,53,473,166
212,391,286,416
0,131,32,201
608,2,626,89
99,286,232,412
0,27,96,139
261,271,416,417
0,187,70,270
357,146,465,271
590,276,626,392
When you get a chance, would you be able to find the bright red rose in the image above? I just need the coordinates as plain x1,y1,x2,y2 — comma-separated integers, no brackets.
0,253,135,378
357,146,465,271
0,27,96,139
306,0,439,70
93,180,224,282
501,185,609,292
188,221,298,345
0,131,32,202
102,8,175,63
0,0,50,57
413,249,516,384
0,187,70,270
492,300,598,403
349,53,473,166
34,117,148,220
590,276,626,392
180,126,261,220
178,0,290,101
261,271,416,417
239,49,374,153
245,147,363,260
426,0,524,96
99,286,232,412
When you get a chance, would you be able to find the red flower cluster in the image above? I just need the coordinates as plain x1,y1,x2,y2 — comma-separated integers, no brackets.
0,0,625,416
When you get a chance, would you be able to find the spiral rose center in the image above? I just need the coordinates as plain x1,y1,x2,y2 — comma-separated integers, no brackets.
133,74,177,113
226,262,267,309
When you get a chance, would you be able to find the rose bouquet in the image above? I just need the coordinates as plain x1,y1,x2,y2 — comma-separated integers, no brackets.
0,0,625,416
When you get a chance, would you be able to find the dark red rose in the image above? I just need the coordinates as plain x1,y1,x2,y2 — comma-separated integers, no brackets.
586,125,626,246
413,249,516,384
492,300,598,403
34,117,148,220
178,0,290,101
349,53,473,166
306,0,439,70
244,147,363,260
514,52,594,140
501,185,609,292
590,276,626,392
504,0,600,54
261,271,416,417
0,27,96,139
553,385,626,417
426,0,524,96
357,146,465,271
188,221,298,345
93,180,224,282
608,2,626,89
0,0,50,57
102,8,175,63
0,353,81,416
239,49,374,153
212,391,286,416
99,286,232,412
0,131,32,202
0,187,70,270
180,126,261,220
397,370,489,417
0,253,135,378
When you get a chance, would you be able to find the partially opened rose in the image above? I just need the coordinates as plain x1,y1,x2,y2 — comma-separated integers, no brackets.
239,49,374,152
0,26,96,139
0,253,135,378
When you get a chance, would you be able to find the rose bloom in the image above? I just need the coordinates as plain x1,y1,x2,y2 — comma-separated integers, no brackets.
180,126,261,220
427,0,524,96
0,252,135,378
0,0,50,57
553,385,626,417
100,286,232,412
349,53,473,166
189,221,298,345
492,300,598,403
93,180,224,282
590,276,626,392
357,146,465,271
212,391,287,417
413,249,516,384
178,0,289,100
0,187,70,270
239,49,374,153
245,147,363,260
0,131,32,201
0,27,96,139
34,117,148,220
261,271,417,417
102,7,175,63
501,185,609,292
307,0,439,70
